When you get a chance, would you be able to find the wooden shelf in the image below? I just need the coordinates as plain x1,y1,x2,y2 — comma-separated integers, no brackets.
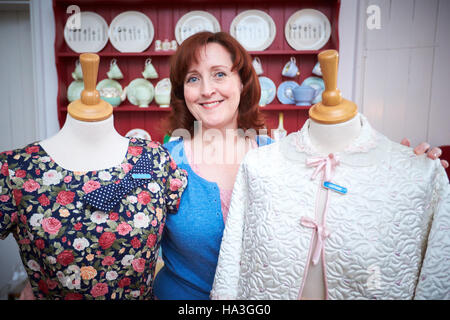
58,50,322,58
61,105,172,112
249,50,322,56
60,104,310,112
57,51,175,58
259,104,311,111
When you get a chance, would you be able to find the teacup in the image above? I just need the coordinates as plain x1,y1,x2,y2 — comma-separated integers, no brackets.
99,86,127,107
142,58,158,79
135,86,152,107
282,57,300,78
107,59,124,80
72,60,83,80
252,57,263,75
312,61,322,76
155,93,170,107
293,85,318,106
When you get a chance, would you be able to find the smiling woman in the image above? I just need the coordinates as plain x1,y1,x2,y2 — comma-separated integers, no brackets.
153,32,273,300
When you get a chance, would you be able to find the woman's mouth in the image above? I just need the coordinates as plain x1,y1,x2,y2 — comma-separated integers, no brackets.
199,100,223,110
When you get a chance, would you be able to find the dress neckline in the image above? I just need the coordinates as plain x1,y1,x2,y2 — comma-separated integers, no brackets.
36,138,132,175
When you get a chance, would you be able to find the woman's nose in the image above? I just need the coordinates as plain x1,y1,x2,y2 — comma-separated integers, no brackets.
200,78,215,97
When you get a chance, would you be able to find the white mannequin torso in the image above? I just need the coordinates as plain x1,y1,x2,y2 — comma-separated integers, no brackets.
301,113,362,300
39,114,129,172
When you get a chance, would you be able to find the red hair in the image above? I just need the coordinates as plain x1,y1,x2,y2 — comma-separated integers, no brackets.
164,31,265,136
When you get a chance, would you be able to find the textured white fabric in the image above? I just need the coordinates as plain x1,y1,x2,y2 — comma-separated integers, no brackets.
211,115,450,300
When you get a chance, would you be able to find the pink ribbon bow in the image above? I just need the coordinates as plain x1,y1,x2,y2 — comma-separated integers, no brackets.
300,216,331,266
306,153,340,182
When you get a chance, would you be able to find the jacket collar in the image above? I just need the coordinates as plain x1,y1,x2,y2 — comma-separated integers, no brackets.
279,113,391,167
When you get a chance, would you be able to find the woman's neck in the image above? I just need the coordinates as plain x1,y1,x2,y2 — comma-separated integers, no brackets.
190,126,254,166
308,113,362,154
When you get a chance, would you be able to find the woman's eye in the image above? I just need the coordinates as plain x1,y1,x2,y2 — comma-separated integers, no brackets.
186,76,199,83
215,72,226,78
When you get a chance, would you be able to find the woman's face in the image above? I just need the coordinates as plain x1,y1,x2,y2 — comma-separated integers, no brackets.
184,42,243,132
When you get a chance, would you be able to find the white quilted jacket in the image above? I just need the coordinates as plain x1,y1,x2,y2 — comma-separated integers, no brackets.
211,115,450,300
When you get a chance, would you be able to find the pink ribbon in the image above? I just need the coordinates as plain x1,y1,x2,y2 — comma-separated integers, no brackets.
305,153,340,182
301,154,339,266
300,216,331,265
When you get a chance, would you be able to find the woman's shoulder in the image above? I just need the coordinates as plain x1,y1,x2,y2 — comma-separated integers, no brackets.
163,137,183,152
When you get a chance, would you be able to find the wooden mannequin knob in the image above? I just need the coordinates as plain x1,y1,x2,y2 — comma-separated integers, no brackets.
309,50,357,124
67,53,112,122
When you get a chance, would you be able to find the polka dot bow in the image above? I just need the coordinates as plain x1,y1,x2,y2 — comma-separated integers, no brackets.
83,149,155,212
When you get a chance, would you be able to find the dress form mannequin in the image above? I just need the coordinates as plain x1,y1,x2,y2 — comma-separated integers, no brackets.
40,53,128,171
302,50,360,299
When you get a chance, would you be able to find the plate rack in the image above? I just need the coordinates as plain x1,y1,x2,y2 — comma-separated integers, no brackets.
54,0,340,143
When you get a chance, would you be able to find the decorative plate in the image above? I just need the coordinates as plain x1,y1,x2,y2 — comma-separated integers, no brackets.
67,80,84,102
285,9,331,50
125,128,152,141
109,11,154,52
64,11,109,53
230,10,276,51
301,76,325,104
277,81,300,105
175,11,221,44
258,76,276,106
126,78,155,107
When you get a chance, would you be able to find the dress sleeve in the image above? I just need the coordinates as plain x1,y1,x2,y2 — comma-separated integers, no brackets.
414,163,450,299
210,162,248,300
163,152,188,214
0,152,18,240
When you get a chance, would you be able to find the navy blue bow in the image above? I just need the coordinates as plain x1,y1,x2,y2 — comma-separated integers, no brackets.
83,149,154,212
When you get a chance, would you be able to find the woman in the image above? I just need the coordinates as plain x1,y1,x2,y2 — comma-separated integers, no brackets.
153,31,271,300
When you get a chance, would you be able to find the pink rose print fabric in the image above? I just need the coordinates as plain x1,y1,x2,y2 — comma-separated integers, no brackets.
0,138,187,300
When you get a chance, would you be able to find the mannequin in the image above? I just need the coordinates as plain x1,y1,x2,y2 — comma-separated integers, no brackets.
302,50,361,300
40,53,128,171
0,53,188,300
211,50,450,300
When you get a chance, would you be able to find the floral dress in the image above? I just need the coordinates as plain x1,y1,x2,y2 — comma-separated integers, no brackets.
0,137,187,300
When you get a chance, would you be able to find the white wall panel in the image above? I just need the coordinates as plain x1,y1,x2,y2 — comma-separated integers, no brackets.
0,5,34,298
358,0,448,147
428,0,450,147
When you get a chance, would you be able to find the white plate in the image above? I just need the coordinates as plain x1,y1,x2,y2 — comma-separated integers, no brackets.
64,12,108,53
285,9,331,50
125,128,151,141
109,11,154,53
258,76,276,106
277,81,300,105
230,10,276,51
175,11,221,45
